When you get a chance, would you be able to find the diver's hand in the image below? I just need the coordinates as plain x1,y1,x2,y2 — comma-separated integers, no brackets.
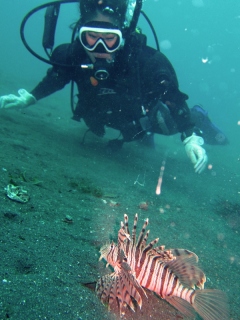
0,89,36,109
183,134,208,174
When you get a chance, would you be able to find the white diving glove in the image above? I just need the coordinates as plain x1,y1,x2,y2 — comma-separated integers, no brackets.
0,89,36,109
183,133,208,174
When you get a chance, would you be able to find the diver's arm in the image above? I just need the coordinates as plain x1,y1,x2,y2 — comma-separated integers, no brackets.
143,49,208,173
0,43,74,108
31,43,74,100
0,67,70,108
30,66,71,101
144,50,194,137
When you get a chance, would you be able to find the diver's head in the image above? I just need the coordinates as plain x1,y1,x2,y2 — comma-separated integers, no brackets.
79,0,131,61
79,0,128,29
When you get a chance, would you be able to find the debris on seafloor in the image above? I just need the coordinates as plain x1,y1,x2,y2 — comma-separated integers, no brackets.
62,215,73,224
138,201,149,210
5,184,30,203
108,200,120,207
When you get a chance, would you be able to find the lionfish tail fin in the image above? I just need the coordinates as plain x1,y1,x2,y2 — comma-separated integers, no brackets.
193,289,229,320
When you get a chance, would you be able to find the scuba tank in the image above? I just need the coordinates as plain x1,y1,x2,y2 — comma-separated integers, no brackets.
42,4,61,56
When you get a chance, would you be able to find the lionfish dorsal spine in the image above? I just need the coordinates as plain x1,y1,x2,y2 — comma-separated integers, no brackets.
139,229,150,251
136,218,149,248
124,213,129,234
142,237,159,253
131,213,138,245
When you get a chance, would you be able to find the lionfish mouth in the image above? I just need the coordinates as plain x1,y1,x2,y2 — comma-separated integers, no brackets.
95,213,229,319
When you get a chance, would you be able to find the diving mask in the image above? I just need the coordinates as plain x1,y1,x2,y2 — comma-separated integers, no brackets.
79,22,123,53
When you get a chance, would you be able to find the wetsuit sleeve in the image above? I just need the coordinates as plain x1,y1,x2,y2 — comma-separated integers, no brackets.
30,43,74,101
142,49,194,137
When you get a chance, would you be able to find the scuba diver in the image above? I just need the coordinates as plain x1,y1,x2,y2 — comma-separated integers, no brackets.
0,0,227,173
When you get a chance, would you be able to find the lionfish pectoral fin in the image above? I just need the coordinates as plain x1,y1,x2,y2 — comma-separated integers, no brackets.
166,256,206,289
121,254,147,301
115,271,142,315
193,289,229,320
96,274,115,305
97,259,144,315
170,249,199,263
165,296,196,318
96,273,132,316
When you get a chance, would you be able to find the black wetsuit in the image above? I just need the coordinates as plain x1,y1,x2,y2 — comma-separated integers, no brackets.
31,33,194,142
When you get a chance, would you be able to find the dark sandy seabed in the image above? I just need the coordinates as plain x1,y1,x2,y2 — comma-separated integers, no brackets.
0,82,239,320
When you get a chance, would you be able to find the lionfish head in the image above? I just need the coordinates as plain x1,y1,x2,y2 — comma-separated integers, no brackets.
99,241,117,267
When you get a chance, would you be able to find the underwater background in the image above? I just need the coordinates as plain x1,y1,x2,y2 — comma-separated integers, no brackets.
0,0,239,319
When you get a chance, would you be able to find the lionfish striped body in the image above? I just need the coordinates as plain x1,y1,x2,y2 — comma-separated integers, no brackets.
96,214,229,319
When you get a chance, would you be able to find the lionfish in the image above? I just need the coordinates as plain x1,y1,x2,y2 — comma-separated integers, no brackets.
96,214,229,319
